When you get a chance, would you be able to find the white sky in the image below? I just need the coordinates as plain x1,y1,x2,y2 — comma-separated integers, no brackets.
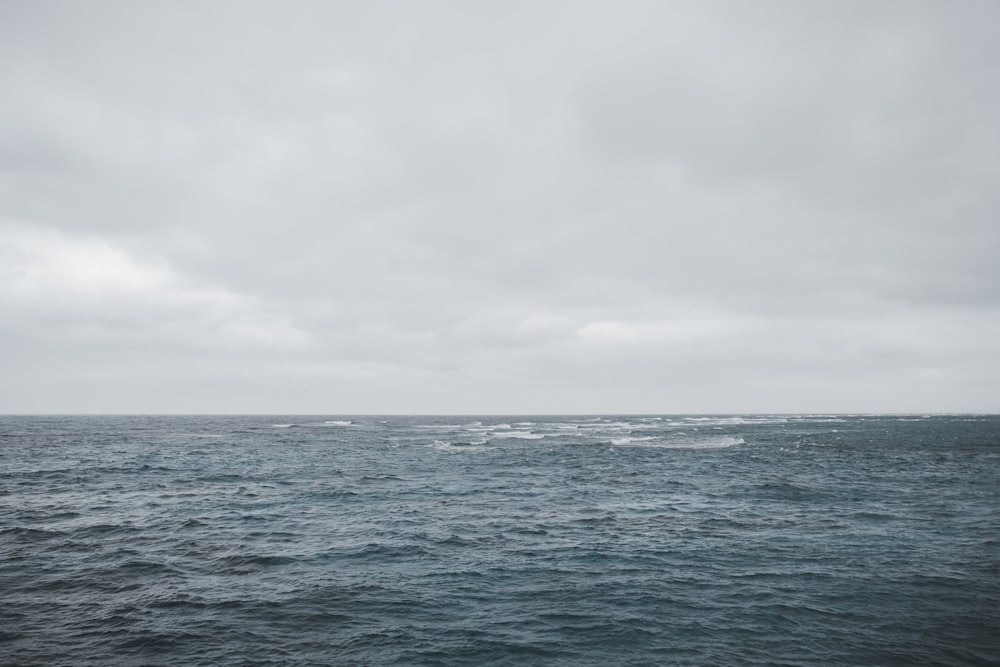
1,0,998,413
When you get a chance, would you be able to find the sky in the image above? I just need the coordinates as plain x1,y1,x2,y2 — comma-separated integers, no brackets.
1,0,998,414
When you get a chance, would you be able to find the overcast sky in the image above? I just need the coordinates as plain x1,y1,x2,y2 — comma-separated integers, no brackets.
1,0,998,414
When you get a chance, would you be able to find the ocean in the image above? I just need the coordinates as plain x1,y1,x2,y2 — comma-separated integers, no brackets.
2,414,998,666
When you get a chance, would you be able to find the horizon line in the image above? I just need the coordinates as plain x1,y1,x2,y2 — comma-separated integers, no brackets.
2,412,997,417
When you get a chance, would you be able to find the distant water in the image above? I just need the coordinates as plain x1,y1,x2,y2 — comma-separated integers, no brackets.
2,415,999,666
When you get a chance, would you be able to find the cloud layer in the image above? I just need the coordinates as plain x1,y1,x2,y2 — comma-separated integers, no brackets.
2,1,998,413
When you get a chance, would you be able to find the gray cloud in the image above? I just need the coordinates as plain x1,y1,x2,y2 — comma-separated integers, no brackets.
2,0,998,413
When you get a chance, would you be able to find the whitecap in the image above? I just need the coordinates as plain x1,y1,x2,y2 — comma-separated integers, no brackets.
612,435,744,449
610,436,656,446
427,439,492,452
324,420,353,426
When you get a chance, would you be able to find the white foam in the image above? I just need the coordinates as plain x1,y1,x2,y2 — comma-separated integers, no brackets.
324,420,353,426
271,424,294,428
427,440,493,452
610,436,656,446
500,432,545,440
680,416,787,426
612,435,745,449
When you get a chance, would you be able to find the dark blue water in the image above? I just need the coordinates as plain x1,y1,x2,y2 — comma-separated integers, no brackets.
2,415,999,666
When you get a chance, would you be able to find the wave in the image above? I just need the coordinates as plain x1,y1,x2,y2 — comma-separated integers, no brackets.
427,440,493,452
324,420,353,426
610,436,657,446
611,435,745,449
677,416,789,426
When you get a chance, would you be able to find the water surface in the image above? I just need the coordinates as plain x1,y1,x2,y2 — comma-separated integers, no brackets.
2,414,998,665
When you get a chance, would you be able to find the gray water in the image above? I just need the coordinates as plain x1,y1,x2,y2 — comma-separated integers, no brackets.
2,414,999,665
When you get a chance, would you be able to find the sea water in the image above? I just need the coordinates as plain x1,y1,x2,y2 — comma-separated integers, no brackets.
2,415,999,665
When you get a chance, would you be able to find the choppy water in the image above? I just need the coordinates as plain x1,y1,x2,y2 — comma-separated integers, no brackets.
2,414,999,666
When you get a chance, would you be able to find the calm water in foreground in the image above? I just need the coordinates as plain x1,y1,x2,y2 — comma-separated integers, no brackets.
2,414,999,666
